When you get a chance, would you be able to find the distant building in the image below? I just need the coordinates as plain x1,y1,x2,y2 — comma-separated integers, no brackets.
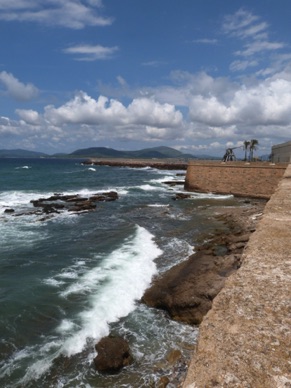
272,141,291,163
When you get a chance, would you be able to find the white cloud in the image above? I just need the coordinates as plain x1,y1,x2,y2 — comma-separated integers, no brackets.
0,71,39,101
193,38,218,45
0,0,112,29
235,40,285,57
43,92,183,131
63,44,119,61
188,75,291,127
223,9,260,37
223,8,285,72
116,76,127,86
16,109,40,125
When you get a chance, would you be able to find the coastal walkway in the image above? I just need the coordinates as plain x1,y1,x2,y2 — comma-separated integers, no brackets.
183,164,291,387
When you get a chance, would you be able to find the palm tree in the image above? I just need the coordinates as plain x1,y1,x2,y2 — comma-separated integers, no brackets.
249,139,259,161
243,140,250,161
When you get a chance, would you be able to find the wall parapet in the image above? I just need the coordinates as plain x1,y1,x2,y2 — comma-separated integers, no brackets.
183,164,291,387
185,161,287,199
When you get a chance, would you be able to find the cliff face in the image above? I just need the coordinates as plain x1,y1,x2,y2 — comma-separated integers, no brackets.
183,164,291,387
185,161,287,199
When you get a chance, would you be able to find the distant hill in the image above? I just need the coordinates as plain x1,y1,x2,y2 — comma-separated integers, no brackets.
0,149,48,158
0,146,202,159
70,146,196,159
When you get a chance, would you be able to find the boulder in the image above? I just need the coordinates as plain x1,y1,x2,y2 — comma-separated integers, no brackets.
94,335,133,373
173,193,191,200
4,208,14,213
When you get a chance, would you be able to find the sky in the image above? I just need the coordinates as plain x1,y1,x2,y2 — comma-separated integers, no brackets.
1,0,291,157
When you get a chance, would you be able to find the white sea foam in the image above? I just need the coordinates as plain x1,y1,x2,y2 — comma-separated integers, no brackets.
147,203,170,208
15,165,31,169
60,225,161,356
160,237,194,271
56,270,79,279
56,319,77,333
43,278,65,287
138,184,164,191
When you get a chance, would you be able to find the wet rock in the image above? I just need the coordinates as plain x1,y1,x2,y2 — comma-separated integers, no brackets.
157,376,170,387
173,193,191,200
94,335,133,373
163,180,185,186
166,349,182,365
89,191,118,202
4,208,14,213
142,208,260,325
24,191,119,218
68,200,96,212
142,251,227,325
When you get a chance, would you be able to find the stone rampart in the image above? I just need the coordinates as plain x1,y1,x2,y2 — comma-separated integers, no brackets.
185,161,287,199
183,164,291,387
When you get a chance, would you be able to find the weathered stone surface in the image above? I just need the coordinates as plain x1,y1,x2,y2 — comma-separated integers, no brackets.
94,336,133,373
183,164,291,387
142,200,265,326
185,161,287,199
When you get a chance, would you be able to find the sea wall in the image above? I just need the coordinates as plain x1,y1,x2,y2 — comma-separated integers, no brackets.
185,161,287,199
183,164,291,387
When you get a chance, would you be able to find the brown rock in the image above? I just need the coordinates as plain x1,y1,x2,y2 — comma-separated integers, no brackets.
94,335,133,373
157,376,170,387
166,349,182,365
173,193,191,200
142,250,235,325
142,202,266,325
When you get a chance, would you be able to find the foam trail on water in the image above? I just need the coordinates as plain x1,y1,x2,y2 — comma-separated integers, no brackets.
61,225,161,356
17,225,161,384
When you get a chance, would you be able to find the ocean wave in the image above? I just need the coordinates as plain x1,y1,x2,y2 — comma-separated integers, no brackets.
2,225,162,386
60,225,161,356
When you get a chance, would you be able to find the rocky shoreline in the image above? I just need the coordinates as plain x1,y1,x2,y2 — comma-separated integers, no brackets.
93,197,266,386
142,199,266,325
140,198,266,386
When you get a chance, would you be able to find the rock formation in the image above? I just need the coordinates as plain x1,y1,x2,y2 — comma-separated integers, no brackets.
94,336,133,373
142,201,265,325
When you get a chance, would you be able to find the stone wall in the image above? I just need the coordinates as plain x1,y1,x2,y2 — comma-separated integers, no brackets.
183,164,291,387
185,161,287,199
272,140,291,163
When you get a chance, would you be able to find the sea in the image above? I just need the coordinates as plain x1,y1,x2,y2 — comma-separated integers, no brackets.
0,158,239,388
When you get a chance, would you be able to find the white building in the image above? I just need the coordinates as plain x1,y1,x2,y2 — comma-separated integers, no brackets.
272,141,291,163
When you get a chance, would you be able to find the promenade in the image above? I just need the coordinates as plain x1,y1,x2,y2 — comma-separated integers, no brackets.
183,164,291,387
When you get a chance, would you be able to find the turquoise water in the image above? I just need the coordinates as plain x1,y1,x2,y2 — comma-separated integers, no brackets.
0,158,237,387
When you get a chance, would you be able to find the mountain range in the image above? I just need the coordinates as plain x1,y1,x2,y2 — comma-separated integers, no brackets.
0,146,200,159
